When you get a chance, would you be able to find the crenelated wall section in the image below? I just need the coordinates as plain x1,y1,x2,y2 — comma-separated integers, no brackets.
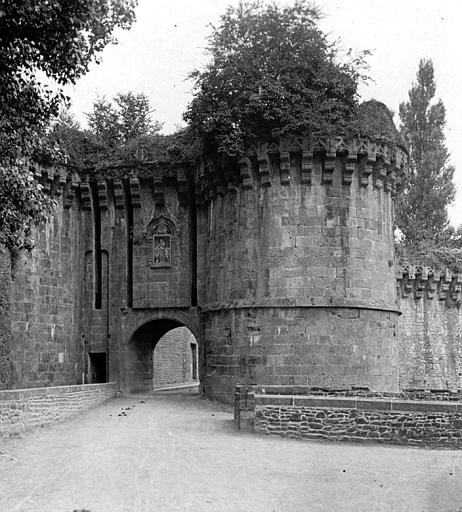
198,136,407,403
3,163,201,393
5,136,462,410
397,265,462,390
76,164,200,393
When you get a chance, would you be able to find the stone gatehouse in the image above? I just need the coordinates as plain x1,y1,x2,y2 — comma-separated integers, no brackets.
1,130,461,404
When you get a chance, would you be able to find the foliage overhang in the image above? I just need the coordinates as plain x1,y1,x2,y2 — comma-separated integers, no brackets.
55,99,406,177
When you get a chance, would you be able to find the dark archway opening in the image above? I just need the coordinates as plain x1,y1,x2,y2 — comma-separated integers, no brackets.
129,318,201,393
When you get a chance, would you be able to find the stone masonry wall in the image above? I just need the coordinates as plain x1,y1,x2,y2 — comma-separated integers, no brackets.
235,389,462,448
0,382,117,436
153,326,197,387
83,171,197,392
202,153,397,310
8,143,462,407
255,400,462,448
9,202,83,388
203,306,399,404
397,266,462,390
132,176,191,309
200,137,404,404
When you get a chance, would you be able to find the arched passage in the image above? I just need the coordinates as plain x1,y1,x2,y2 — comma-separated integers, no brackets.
127,316,201,393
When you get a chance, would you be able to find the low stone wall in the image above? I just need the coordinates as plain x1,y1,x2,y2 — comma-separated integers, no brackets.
234,386,462,448
0,382,118,436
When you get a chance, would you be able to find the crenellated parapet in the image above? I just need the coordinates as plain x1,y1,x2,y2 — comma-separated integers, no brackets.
33,164,71,196
26,124,411,401
30,163,82,209
397,264,462,303
60,162,194,213
56,133,407,212
194,135,408,203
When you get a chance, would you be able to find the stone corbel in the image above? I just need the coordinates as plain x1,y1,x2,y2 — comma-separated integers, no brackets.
301,151,313,185
41,169,54,192
343,153,357,186
439,269,452,300
97,181,108,210
79,182,92,211
385,156,398,195
373,158,387,189
238,157,253,190
322,150,336,185
451,273,462,302
257,152,271,187
427,269,438,299
402,265,415,298
361,153,376,188
113,180,125,209
129,177,141,208
64,180,78,209
414,266,428,299
55,168,67,196
279,151,291,185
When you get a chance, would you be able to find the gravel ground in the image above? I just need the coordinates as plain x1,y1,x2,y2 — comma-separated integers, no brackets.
1,389,462,512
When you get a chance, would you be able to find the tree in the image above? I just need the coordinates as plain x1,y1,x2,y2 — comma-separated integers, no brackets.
395,59,457,248
184,0,370,156
86,92,162,147
48,107,89,165
115,92,163,142
86,97,122,147
0,0,137,250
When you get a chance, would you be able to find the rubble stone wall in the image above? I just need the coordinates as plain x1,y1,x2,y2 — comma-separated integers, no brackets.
234,387,462,447
0,382,118,436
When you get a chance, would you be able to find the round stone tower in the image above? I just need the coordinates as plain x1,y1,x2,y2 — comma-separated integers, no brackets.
197,130,407,403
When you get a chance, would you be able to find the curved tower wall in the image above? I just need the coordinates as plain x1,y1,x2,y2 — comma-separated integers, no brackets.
199,136,407,403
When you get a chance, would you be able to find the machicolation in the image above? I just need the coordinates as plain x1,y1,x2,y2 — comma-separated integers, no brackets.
1,102,462,441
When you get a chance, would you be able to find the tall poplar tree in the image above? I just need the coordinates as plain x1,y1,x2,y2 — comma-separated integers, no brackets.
395,59,456,248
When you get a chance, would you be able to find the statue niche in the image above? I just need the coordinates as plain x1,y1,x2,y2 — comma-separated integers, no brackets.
147,216,175,268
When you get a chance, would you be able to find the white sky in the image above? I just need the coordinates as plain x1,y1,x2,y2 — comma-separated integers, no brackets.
66,0,462,226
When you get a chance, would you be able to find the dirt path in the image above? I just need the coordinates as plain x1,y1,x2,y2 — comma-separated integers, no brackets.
1,389,462,512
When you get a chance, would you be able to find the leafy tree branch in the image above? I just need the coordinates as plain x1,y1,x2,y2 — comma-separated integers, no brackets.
0,0,137,251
